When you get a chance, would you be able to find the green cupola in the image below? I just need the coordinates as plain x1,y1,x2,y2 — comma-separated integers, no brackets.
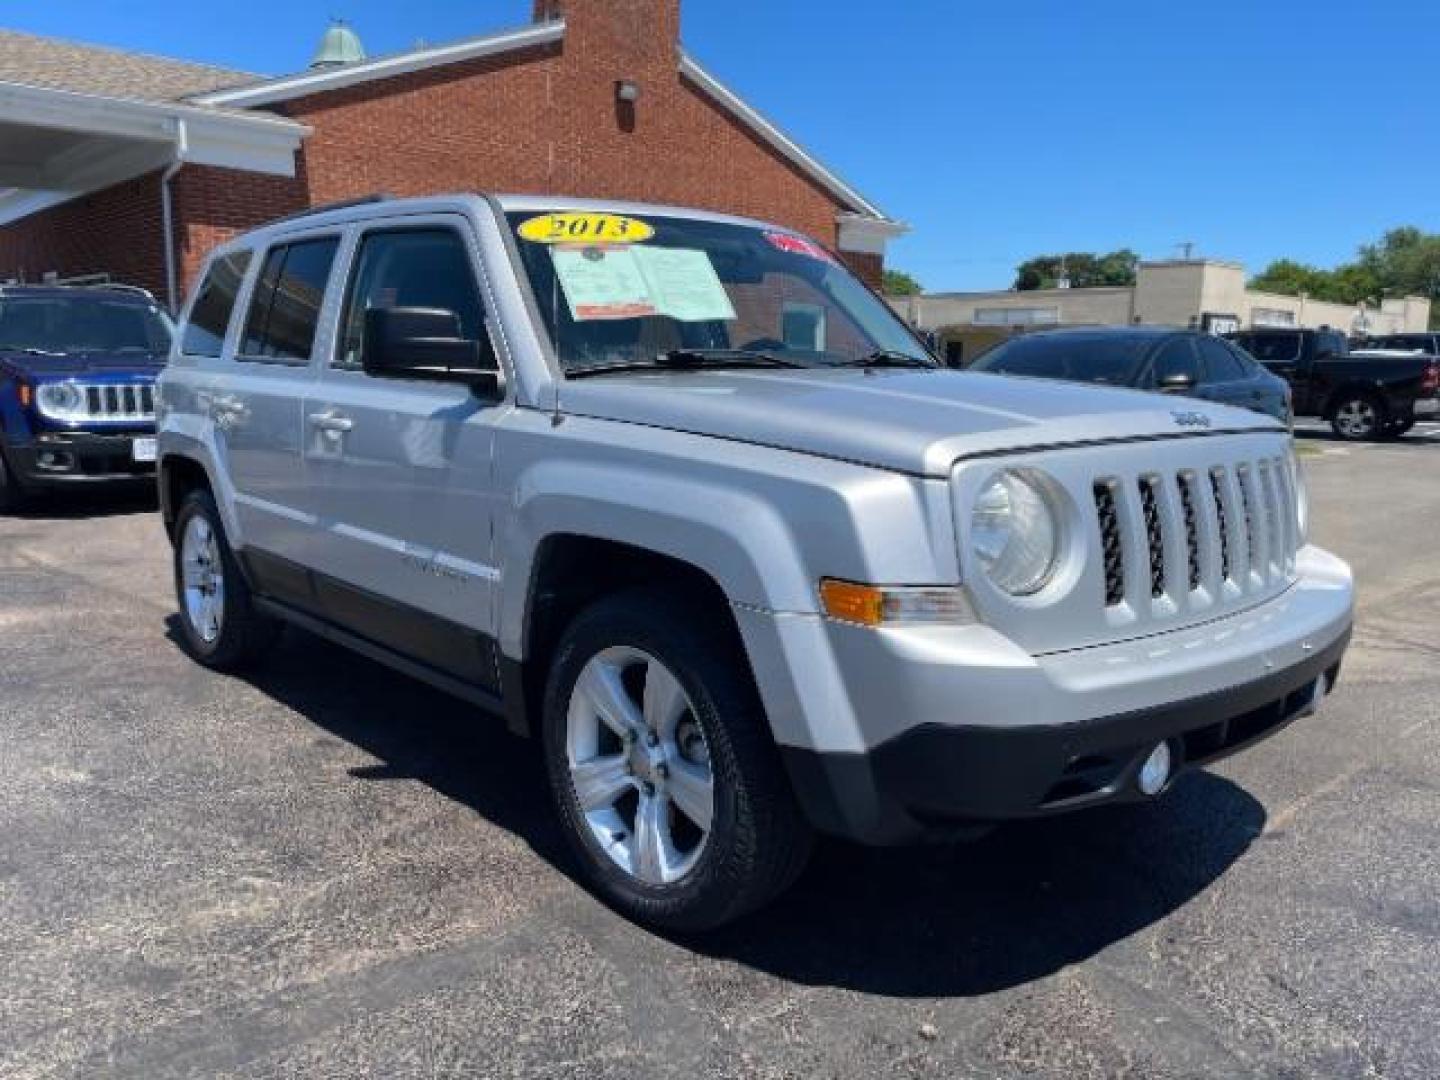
310,20,366,69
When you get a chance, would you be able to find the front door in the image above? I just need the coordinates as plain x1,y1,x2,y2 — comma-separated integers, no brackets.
301,219,507,689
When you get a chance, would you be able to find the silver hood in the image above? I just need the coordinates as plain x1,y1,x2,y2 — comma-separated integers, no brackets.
558,368,1282,477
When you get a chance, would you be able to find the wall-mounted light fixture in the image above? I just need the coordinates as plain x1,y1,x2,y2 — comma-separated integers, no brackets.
615,80,641,104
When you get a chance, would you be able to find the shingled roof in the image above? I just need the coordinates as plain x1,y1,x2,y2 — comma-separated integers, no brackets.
0,28,258,103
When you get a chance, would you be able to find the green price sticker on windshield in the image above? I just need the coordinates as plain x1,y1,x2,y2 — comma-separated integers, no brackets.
518,212,655,245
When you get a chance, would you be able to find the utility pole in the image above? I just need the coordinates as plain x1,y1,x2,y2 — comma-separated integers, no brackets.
1177,241,1196,261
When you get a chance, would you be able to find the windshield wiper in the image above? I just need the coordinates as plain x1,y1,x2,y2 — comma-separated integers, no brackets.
834,349,935,369
568,349,811,378
0,344,67,357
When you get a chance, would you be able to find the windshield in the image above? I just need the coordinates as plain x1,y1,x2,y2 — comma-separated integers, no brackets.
971,333,1153,385
0,296,173,356
504,210,931,373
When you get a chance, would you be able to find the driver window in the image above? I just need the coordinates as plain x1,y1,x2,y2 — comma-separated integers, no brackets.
336,228,485,370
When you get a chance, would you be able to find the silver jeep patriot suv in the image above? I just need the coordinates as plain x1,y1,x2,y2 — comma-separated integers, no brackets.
158,194,1354,930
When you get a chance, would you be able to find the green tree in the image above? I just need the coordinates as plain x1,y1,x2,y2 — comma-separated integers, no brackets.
1248,259,1336,299
882,269,923,296
1014,250,1138,290
1251,226,1440,328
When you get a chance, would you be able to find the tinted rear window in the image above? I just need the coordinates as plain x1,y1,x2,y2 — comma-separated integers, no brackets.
1233,332,1300,365
971,334,1153,385
240,238,339,364
182,251,252,357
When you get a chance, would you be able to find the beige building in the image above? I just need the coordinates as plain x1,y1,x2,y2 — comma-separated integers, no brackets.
892,259,1432,361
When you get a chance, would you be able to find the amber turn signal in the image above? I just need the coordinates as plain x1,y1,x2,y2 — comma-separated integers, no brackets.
819,579,972,627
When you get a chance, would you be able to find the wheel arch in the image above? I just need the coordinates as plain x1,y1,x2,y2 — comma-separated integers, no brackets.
503,532,761,740
1321,381,1388,421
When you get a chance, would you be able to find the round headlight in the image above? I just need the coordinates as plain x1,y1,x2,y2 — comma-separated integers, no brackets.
971,469,1061,595
37,382,82,415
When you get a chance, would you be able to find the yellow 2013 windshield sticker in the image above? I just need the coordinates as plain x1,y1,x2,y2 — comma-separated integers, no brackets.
517,212,655,245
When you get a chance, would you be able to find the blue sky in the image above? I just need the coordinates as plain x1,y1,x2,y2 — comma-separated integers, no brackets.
6,0,1436,291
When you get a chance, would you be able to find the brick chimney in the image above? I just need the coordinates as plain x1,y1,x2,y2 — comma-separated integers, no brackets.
534,0,680,71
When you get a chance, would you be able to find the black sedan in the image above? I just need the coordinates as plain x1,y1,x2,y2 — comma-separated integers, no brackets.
969,327,1292,424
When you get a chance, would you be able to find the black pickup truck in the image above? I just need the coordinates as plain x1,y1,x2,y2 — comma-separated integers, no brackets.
1227,327,1440,440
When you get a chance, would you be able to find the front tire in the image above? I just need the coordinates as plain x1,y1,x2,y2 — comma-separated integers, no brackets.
171,489,280,671
541,588,812,932
1330,393,1384,440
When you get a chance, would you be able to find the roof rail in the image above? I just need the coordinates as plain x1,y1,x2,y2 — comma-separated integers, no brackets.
271,193,393,226
92,283,157,301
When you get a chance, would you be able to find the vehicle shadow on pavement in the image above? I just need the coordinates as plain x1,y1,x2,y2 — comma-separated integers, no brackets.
203,622,1267,1000
698,771,1265,997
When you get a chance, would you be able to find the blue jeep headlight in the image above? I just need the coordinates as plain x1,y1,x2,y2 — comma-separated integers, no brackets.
35,381,84,419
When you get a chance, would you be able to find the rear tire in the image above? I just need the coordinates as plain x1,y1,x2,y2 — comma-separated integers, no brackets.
541,588,812,932
0,448,26,514
1330,393,1384,440
171,489,280,671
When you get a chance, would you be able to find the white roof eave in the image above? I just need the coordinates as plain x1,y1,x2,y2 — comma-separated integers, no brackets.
0,80,308,227
192,21,565,109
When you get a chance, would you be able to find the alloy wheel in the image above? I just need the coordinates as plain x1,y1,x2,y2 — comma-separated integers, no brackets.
565,646,714,885
180,514,225,644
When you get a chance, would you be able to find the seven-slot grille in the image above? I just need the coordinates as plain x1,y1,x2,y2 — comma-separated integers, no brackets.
79,383,155,421
1092,455,1298,609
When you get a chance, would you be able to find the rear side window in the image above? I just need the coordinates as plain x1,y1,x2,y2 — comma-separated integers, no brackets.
240,237,340,364
335,228,484,371
1197,336,1247,382
1240,332,1300,365
182,251,251,356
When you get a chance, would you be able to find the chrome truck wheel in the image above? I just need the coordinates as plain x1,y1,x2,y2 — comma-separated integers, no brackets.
542,589,812,931
1332,395,1381,440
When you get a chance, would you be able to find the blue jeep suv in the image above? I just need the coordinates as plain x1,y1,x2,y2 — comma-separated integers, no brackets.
0,284,172,511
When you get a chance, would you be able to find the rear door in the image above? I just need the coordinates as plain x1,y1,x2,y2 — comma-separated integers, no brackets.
219,231,341,563
300,216,508,690
1194,334,1261,412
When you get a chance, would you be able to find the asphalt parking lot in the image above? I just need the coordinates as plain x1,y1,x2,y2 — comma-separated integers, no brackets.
1,429,1437,1080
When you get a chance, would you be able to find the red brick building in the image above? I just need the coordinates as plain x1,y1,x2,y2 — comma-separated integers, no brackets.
0,0,902,309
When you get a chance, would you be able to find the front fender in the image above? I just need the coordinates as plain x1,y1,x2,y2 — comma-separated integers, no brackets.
497,457,813,658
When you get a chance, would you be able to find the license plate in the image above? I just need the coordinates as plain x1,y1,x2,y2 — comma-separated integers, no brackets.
131,437,157,463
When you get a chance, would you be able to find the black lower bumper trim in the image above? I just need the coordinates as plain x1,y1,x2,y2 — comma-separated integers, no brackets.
781,625,1351,845
6,432,156,487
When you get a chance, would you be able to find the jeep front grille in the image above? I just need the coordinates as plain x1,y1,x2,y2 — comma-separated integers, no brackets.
1138,476,1165,598
1091,454,1298,610
1093,481,1125,606
78,383,155,421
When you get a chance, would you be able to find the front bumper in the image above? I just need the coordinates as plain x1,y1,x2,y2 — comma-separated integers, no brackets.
738,546,1354,844
782,627,1346,842
6,430,157,488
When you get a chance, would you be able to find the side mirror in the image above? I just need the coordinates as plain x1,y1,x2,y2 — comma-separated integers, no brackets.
1157,372,1196,393
362,306,503,398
